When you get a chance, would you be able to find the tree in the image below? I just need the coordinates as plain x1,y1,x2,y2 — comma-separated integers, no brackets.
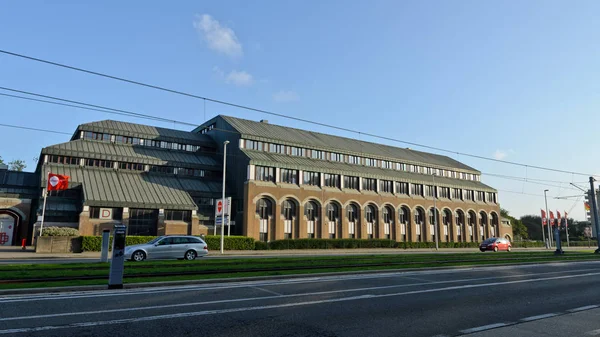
8,159,26,172
501,208,528,240
0,156,4,166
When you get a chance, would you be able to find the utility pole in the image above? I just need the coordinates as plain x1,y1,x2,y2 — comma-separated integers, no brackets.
544,189,550,249
589,177,600,254
433,173,439,251
220,140,229,254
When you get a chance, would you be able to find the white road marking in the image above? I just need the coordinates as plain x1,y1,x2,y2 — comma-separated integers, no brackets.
568,305,599,313
2,271,600,333
251,286,282,296
459,323,508,334
2,265,595,304
586,328,600,336
520,313,558,322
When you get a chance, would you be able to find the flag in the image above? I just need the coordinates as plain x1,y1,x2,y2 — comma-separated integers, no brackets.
585,202,591,211
541,209,547,226
549,211,555,226
47,173,69,191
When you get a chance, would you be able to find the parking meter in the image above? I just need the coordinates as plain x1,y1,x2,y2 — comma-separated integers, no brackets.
108,224,127,289
100,229,110,263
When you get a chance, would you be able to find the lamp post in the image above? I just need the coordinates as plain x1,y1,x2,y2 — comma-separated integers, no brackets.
544,189,550,249
433,173,439,251
220,140,229,255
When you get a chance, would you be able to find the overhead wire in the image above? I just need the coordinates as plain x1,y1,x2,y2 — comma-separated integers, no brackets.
0,49,595,177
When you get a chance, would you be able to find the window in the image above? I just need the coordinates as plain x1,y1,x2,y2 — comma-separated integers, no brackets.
381,160,392,169
476,191,485,202
84,131,110,142
451,188,462,199
84,159,114,168
348,155,359,165
365,205,376,223
399,208,408,224
89,207,123,220
119,162,144,171
48,155,80,165
487,192,497,204
311,150,324,160
429,209,437,226
176,168,205,177
327,203,339,221
255,166,275,182
396,182,409,195
280,168,298,184
164,210,192,222
303,171,320,186
268,143,286,154
426,167,432,175
365,158,376,167
465,190,474,201
330,153,342,162
411,184,424,196
380,180,393,193
290,147,305,157
344,176,360,190
451,171,457,179
363,178,377,191
324,174,340,188
439,187,450,199
246,140,264,151
128,209,158,236
425,185,436,198
150,166,176,174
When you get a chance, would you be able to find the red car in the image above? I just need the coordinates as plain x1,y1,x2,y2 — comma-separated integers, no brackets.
480,237,512,252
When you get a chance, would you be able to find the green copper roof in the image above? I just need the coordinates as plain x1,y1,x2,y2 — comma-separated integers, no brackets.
242,149,496,192
219,115,479,173
42,139,219,169
42,164,218,210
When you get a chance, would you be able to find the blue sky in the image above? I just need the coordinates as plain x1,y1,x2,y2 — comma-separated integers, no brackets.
1,0,599,220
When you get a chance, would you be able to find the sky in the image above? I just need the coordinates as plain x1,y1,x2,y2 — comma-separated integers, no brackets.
1,0,599,221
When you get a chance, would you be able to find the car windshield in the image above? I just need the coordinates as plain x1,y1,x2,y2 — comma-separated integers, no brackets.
485,238,497,243
147,237,162,245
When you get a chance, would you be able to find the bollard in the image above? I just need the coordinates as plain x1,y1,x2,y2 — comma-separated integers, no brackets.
100,229,110,263
21,239,26,251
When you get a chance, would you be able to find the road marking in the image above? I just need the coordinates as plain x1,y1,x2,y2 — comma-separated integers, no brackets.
568,305,599,313
586,328,600,336
2,271,600,332
520,313,558,322
401,276,434,283
2,266,596,304
251,286,282,296
459,323,508,334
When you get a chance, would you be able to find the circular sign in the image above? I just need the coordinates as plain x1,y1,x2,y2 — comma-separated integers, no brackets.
49,175,60,187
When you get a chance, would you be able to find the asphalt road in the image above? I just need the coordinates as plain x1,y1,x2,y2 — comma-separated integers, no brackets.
2,261,600,337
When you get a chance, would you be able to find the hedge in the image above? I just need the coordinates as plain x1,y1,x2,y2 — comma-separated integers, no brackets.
81,235,255,252
40,227,80,237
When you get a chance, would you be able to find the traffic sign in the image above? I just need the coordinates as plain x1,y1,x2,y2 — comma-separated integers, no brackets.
216,216,223,225
215,197,231,217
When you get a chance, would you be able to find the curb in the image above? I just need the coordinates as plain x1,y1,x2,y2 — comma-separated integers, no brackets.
1,259,597,296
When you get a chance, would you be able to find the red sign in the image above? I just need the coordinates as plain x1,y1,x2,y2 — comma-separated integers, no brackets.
217,200,223,213
48,173,70,191
0,233,8,245
541,209,547,226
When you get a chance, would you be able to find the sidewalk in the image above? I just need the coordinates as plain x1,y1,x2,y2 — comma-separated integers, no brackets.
0,245,586,260
460,307,600,337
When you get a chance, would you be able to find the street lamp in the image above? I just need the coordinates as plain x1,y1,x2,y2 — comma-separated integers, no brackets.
220,140,230,254
433,173,439,251
544,189,550,249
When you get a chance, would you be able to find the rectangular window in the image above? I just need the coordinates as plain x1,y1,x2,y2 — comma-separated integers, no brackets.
344,176,360,190
348,155,359,165
451,188,462,199
255,166,275,182
311,150,324,160
365,158,376,167
290,147,305,156
381,161,392,169
425,185,436,197
128,209,158,236
84,158,114,168
48,155,80,165
380,180,393,193
330,153,342,162
363,178,377,191
164,210,192,222
150,166,176,174
280,168,299,184
476,191,485,202
246,140,263,151
465,190,474,201
426,167,432,175
396,182,409,195
439,187,450,199
411,184,424,196
324,174,340,188
119,162,144,171
303,171,320,186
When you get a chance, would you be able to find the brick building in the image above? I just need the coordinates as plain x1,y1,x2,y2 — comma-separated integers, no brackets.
4,115,511,244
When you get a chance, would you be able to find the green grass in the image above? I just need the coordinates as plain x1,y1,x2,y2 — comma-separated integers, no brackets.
2,252,599,290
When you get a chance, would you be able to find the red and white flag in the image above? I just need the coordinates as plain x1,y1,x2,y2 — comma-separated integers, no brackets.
47,173,69,191
541,209,547,226
549,211,555,226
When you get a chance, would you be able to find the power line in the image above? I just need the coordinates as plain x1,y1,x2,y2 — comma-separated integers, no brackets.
482,173,581,192
0,49,595,177
0,123,70,135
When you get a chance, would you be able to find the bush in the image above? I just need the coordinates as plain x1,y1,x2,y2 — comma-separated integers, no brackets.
81,235,255,251
254,241,269,250
512,241,546,248
41,227,80,237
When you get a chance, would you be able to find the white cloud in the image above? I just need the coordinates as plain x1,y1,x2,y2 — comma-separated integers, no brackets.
193,14,243,58
273,90,300,103
494,150,508,160
213,67,253,86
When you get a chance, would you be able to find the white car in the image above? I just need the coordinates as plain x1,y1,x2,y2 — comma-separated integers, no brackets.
125,235,209,262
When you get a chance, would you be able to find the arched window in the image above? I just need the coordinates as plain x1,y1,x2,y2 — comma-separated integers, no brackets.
415,208,425,242
347,204,358,222
305,201,318,221
399,206,410,242
366,205,376,223
282,200,296,220
256,198,272,219
327,203,339,221
383,206,392,224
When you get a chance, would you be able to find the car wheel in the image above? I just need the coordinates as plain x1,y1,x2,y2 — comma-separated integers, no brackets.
493,246,498,252
480,249,485,252
184,250,197,261
132,250,146,262
507,246,512,252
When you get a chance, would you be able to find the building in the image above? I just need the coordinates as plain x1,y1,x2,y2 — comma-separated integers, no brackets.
196,115,510,243
3,115,511,245
0,165,38,246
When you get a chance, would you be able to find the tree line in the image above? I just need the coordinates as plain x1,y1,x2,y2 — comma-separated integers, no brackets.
502,208,592,241
0,156,27,171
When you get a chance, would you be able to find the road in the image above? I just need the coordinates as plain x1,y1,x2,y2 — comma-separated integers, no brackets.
2,261,600,336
